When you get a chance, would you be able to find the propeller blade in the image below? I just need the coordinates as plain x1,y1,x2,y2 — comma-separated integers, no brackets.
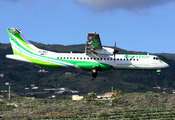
114,53,116,62
113,40,118,62
113,40,118,54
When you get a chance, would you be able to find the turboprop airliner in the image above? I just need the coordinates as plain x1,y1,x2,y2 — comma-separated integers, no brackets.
6,28,169,78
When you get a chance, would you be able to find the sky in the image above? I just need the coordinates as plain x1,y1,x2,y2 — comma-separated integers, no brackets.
0,0,175,53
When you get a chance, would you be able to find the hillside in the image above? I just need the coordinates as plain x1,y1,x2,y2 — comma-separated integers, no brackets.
1,93,175,119
0,42,175,95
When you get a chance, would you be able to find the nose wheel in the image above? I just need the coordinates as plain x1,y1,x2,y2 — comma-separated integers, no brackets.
157,70,161,76
92,66,99,78
157,72,161,76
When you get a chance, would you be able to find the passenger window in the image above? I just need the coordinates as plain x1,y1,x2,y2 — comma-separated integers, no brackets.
60,57,62,59
91,58,93,60
111,58,113,60
133,59,135,61
104,58,106,60
67,57,69,59
80,57,82,60
117,58,119,60
57,57,59,59
73,57,75,59
123,59,125,61
107,58,109,60
84,57,86,60
130,59,132,61
120,58,122,61
97,58,99,60
137,59,139,61
94,58,96,60
101,58,103,60
77,57,79,59
87,58,89,60
70,57,72,59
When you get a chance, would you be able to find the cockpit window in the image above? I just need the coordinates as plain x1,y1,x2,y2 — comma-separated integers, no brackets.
153,57,160,60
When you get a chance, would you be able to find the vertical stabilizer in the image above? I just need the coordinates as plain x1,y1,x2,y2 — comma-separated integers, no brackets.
7,28,39,55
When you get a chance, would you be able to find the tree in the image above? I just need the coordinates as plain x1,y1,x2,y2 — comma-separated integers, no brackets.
118,90,123,96
87,92,97,101
113,90,118,96
113,90,123,96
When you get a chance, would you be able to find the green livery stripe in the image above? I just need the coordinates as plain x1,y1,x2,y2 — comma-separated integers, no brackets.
13,44,112,71
158,60,168,64
55,58,113,71
11,38,74,69
8,30,34,52
9,32,47,59
12,48,20,55
13,49,65,69
9,31,61,65
8,31,19,55
13,33,34,51
8,29,113,71
10,32,113,71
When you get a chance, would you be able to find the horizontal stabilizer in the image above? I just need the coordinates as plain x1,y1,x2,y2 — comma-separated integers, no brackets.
6,54,32,63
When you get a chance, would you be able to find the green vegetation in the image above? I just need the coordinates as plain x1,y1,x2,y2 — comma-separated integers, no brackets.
98,112,110,118
113,90,123,96
1,93,175,119
87,92,97,101
0,101,16,117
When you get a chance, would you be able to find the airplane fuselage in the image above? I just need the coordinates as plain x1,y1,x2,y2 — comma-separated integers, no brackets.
45,53,169,72
7,51,169,72
6,28,169,78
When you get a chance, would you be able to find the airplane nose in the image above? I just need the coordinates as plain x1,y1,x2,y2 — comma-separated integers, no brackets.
165,63,169,68
160,60,169,69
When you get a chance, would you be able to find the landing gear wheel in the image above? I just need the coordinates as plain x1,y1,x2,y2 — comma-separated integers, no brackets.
157,72,161,76
92,73,97,78
91,67,99,78
157,70,161,76
92,69,97,73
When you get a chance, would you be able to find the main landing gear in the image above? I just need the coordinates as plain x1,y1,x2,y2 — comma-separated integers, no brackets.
92,66,100,78
157,70,161,76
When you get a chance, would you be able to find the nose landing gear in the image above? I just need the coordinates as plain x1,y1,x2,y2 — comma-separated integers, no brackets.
157,70,161,76
157,72,161,76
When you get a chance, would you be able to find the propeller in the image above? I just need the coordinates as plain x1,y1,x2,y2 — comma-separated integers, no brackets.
113,40,118,61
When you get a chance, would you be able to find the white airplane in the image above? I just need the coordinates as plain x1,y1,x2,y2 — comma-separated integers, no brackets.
6,28,169,78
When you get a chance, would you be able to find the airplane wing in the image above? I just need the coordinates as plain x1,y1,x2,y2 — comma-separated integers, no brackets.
85,32,102,54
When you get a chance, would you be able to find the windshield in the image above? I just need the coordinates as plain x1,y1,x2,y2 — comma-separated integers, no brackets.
153,57,160,60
